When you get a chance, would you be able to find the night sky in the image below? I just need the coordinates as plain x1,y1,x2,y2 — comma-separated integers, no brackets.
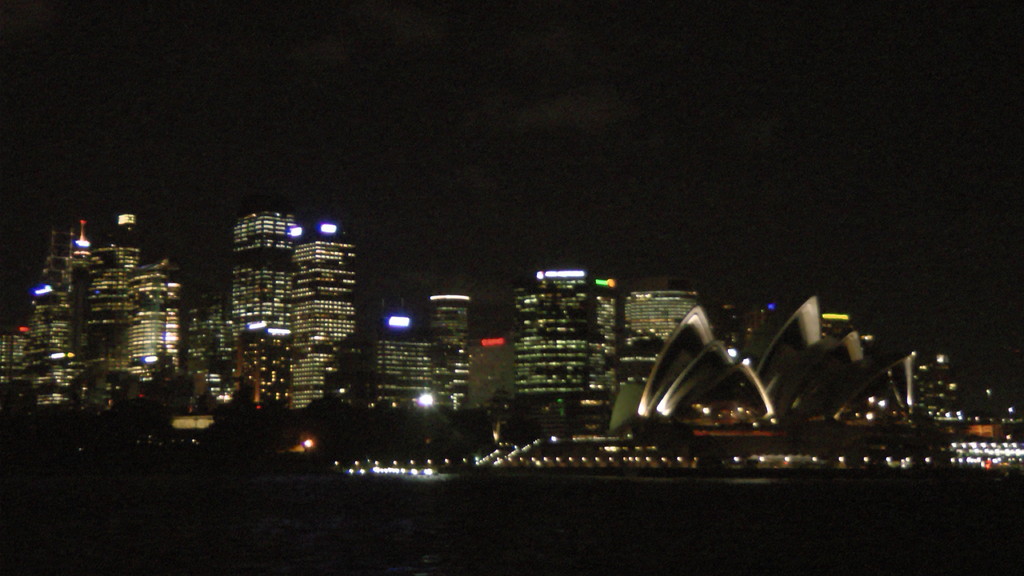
3,2,1021,409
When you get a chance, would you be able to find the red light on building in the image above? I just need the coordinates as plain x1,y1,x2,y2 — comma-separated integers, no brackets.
18,326,30,333
480,337,506,347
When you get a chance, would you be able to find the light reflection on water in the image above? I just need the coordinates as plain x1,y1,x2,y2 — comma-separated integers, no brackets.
3,473,1021,575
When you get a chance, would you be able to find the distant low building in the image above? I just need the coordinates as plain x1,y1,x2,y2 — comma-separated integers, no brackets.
375,313,432,407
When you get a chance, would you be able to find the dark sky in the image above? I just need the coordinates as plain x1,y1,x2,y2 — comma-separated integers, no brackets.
3,1,1022,409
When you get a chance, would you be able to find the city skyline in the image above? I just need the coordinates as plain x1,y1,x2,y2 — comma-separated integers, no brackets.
3,3,1021,408
0,207,1007,416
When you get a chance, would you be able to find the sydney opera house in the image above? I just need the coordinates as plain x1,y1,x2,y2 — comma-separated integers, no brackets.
598,296,946,468
618,296,915,428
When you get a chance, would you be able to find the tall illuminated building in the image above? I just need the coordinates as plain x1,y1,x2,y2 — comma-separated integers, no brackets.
23,228,80,405
429,295,470,409
375,314,433,407
619,278,698,392
231,197,298,332
126,259,180,380
290,222,356,408
513,270,617,438
184,294,235,404
86,214,141,374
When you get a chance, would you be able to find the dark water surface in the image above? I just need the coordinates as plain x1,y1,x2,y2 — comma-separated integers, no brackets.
3,473,1021,575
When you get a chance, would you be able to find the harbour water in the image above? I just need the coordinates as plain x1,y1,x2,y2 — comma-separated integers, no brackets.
3,472,1021,575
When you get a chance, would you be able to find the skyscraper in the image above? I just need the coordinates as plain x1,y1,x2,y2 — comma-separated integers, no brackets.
231,197,298,332
291,222,356,408
126,259,180,380
513,270,617,438
23,228,78,405
231,197,297,405
429,295,470,409
86,214,141,375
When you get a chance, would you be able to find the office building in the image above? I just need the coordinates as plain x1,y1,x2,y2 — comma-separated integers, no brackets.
468,336,515,409
513,270,617,438
291,222,356,408
23,229,79,405
236,323,293,406
916,354,960,419
375,314,433,407
0,328,28,410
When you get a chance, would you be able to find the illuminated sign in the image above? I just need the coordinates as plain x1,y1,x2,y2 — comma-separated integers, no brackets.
319,223,338,234
821,313,850,321
430,295,470,301
288,226,303,238
766,302,777,311
387,316,411,328
480,337,506,347
32,285,53,296
594,278,616,288
267,328,291,336
118,214,136,226
247,321,267,330
18,326,29,333
142,355,159,364
536,270,586,280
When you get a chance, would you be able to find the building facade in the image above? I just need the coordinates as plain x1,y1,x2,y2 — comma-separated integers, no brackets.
236,323,293,406
619,278,699,393
429,295,470,409
126,260,181,380
375,314,433,407
185,294,235,404
916,354,960,418
86,214,141,375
